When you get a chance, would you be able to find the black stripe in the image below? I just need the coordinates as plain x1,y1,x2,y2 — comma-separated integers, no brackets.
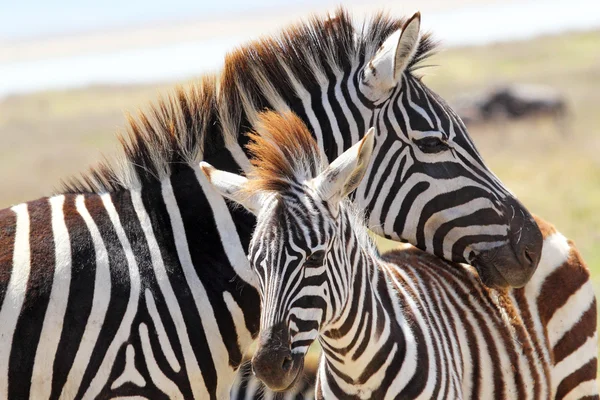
51,195,96,398
0,207,17,316
9,198,54,399
76,194,131,398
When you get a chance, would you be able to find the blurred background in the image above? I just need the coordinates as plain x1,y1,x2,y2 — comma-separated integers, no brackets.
1,0,599,344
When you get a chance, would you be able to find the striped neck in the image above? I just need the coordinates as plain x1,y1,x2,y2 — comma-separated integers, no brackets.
318,209,409,395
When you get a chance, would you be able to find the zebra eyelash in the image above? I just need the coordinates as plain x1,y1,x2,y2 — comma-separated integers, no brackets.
411,136,450,154
304,250,326,267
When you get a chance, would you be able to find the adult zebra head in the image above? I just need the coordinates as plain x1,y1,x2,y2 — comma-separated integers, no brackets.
202,111,377,391
226,10,542,288
346,11,543,287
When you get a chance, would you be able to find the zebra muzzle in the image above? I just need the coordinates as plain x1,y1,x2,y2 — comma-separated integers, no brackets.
252,322,305,392
473,196,543,288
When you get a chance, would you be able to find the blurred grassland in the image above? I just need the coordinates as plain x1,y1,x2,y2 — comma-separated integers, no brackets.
0,30,599,294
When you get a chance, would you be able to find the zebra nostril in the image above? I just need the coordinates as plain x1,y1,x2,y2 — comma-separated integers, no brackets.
523,246,536,267
282,355,293,372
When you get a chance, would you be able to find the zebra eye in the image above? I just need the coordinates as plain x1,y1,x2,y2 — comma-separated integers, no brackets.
305,250,325,267
412,136,449,154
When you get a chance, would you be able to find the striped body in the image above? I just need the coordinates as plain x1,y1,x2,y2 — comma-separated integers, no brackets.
203,117,596,399
0,185,260,399
512,217,598,399
229,217,598,399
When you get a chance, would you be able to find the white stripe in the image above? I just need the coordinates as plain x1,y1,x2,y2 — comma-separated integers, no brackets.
0,203,30,398
346,64,375,132
222,292,254,356
521,231,572,389
320,76,345,157
562,379,599,400
130,188,208,399
547,280,596,347
194,167,257,287
31,195,72,399
144,289,180,372
552,332,598,386
82,194,142,400
355,139,402,208
442,224,507,261
383,265,431,398
162,180,235,398
366,147,407,235
61,195,112,399
138,323,184,399
333,71,359,145
423,197,497,254
280,62,326,159
224,140,253,175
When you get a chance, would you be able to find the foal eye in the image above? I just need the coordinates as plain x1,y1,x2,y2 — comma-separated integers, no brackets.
305,250,325,267
412,136,449,154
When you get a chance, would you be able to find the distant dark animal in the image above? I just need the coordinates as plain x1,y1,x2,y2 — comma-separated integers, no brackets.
455,84,569,134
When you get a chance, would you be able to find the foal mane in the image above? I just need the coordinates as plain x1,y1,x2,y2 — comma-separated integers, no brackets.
244,111,325,194
62,8,437,194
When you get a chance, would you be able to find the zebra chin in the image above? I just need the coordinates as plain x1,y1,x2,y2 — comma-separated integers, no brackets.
251,322,306,392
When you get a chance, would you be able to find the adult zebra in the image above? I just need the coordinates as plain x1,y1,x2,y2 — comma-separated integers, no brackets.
0,9,543,399
229,214,598,399
203,112,590,399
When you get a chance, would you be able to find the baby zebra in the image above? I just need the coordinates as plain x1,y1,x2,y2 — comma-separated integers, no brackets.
203,113,551,399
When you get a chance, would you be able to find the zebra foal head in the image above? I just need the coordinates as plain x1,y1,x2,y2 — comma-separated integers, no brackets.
202,111,376,391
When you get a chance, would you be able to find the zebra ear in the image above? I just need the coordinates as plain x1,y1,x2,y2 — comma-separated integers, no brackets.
360,12,421,100
200,162,262,215
312,128,375,204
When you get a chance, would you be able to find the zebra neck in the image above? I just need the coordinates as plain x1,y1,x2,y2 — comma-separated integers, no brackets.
319,258,407,395
234,64,375,163
112,166,261,355
319,218,406,391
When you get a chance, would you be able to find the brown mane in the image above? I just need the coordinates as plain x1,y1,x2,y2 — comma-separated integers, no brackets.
62,8,437,194
244,111,324,194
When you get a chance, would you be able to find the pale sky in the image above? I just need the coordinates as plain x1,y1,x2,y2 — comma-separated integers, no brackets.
0,0,324,40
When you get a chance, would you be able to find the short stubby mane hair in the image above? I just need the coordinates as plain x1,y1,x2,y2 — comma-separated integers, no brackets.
62,8,437,194
244,111,325,195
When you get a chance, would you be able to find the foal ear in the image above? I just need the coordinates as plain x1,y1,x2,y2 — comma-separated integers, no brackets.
200,162,262,215
311,128,375,204
360,12,421,100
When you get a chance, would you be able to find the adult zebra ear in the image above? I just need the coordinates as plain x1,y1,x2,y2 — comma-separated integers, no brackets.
200,162,263,215
311,128,375,207
360,12,421,100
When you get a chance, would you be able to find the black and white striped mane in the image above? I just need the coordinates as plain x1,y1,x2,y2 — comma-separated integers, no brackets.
62,8,437,194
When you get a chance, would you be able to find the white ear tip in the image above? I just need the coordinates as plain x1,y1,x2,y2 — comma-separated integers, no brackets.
363,128,375,145
359,128,375,154
199,161,215,179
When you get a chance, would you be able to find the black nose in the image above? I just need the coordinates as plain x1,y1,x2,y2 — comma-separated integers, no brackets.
509,207,543,271
251,322,302,392
473,197,543,288
252,342,293,383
